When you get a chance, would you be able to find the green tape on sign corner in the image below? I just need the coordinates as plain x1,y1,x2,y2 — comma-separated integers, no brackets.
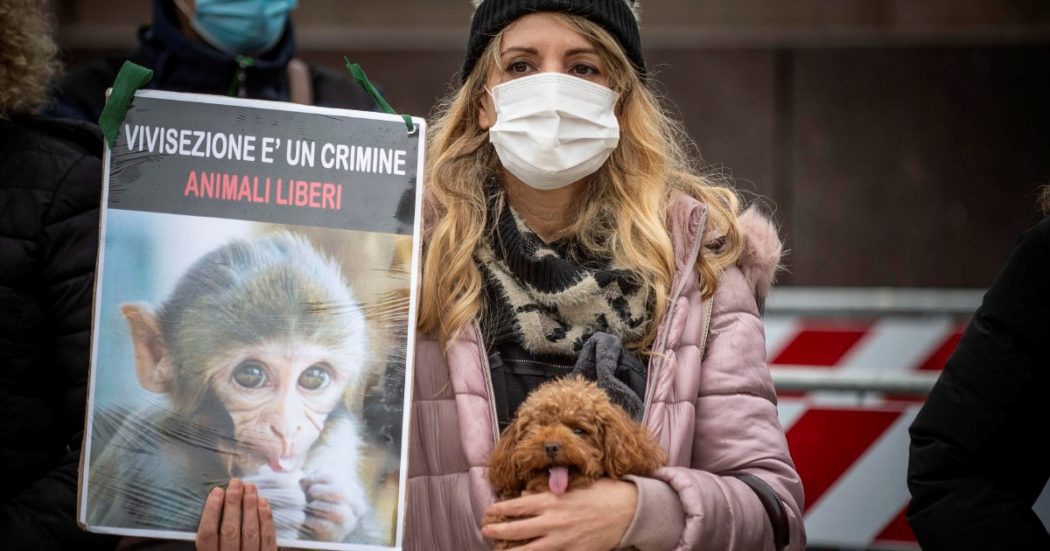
344,58,415,133
99,61,154,148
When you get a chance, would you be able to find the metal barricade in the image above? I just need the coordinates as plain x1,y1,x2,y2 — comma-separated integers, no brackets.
763,287,983,550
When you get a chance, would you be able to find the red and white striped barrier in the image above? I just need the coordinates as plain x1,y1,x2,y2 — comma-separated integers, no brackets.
767,315,960,549
762,291,1050,549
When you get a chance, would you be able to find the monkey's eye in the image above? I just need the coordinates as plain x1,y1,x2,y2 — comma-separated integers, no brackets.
232,362,268,389
298,364,332,391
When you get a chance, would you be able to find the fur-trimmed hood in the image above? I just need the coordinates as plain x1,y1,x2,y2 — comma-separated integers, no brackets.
737,206,783,308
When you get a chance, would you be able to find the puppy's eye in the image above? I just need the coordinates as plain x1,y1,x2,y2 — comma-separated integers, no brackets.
572,427,587,435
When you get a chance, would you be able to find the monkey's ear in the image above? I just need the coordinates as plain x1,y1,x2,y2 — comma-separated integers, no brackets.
122,303,175,393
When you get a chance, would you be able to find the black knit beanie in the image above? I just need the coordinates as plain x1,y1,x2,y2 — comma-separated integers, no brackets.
462,0,644,83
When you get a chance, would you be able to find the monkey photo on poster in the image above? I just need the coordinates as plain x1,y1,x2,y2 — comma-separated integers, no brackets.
79,91,422,551
84,214,412,549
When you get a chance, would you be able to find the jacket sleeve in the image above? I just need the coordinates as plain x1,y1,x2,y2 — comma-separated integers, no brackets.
907,220,1050,551
0,153,116,550
633,266,805,551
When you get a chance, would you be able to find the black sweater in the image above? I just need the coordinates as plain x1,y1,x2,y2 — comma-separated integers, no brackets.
908,217,1050,550
0,116,116,550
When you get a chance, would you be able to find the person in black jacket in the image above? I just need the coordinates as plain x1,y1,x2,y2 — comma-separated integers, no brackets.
0,0,115,549
46,0,374,121
907,201,1050,550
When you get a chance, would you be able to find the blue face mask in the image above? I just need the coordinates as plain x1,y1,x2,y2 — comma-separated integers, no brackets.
179,0,298,55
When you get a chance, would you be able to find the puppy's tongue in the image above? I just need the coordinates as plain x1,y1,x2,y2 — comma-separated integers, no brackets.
549,466,569,496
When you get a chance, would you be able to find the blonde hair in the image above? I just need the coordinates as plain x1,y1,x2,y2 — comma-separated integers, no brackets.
0,0,60,118
419,13,743,352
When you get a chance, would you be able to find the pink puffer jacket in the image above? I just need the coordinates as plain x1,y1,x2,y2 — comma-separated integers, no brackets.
405,192,806,550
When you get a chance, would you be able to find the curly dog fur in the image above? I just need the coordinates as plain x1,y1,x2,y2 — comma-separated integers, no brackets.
489,376,666,500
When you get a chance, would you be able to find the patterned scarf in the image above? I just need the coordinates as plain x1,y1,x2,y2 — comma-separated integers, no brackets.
477,197,651,356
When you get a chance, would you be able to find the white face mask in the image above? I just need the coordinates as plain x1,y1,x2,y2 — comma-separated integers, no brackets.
487,73,620,191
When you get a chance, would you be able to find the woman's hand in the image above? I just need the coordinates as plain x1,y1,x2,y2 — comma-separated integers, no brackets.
196,478,278,551
481,478,638,550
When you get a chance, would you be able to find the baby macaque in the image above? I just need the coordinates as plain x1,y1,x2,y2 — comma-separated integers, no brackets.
87,232,376,543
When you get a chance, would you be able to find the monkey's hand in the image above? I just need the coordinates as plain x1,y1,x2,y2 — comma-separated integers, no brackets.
242,467,308,541
300,472,370,542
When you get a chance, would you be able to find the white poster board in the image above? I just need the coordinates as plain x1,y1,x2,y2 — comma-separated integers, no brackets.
79,90,424,550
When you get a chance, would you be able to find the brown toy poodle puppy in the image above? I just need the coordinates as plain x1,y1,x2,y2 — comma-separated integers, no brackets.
489,376,666,501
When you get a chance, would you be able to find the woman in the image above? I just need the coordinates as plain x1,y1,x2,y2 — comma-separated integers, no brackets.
198,1,805,549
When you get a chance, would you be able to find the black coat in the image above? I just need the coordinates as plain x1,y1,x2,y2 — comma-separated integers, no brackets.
908,217,1050,550
0,116,116,550
45,0,374,123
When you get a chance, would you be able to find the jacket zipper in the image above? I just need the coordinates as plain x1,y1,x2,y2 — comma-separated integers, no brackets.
641,305,674,425
641,212,708,425
474,321,501,443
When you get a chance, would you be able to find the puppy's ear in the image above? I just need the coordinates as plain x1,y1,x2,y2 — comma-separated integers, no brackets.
599,402,666,478
489,416,528,497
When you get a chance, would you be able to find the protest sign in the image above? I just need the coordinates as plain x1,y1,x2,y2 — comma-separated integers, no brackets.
78,90,423,551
